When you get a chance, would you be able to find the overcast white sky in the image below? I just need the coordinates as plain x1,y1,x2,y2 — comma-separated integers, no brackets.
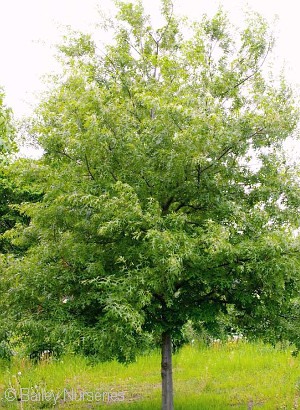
1,0,300,119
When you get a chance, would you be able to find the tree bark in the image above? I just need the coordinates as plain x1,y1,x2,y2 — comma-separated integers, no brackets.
161,331,174,410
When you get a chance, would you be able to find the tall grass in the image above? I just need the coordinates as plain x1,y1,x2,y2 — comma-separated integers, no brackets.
0,341,299,409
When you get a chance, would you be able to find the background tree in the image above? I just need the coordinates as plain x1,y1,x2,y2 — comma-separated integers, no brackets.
0,88,15,159
0,88,16,253
4,1,300,409
0,88,39,253
0,87,17,359
0,90,41,359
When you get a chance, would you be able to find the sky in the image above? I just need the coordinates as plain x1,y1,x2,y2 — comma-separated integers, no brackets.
1,0,300,154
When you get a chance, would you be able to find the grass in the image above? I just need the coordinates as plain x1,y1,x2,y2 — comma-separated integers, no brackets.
0,341,299,409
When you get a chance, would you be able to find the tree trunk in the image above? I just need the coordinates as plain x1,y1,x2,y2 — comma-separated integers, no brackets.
161,331,174,410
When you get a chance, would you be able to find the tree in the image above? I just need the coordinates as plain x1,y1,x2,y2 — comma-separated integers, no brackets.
0,88,16,252
4,2,300,408
0,88,35,253
0,88,16,160
0,89,42,359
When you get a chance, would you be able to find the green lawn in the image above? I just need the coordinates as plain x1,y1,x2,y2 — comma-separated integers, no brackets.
0,341,299,409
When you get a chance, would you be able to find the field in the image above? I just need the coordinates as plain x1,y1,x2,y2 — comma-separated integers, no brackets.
0,341,299,409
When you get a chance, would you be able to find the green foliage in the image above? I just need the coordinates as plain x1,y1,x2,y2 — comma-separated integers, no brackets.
0,162,42,254
0,90,38,254
0,88,16,161
0,91,43,361
3,1,300,363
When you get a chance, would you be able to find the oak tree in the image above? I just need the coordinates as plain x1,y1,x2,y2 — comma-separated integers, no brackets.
4,2,300,408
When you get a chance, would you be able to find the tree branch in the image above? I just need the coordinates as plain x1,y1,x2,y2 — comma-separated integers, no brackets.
162,196,175,215
141,174,154,188
169,113,183,131
53,149,75,162
220,41,272,99
84,154,95,180
200,127,266,174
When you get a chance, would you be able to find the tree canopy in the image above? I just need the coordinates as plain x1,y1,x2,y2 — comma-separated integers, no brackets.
2,1,300,408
